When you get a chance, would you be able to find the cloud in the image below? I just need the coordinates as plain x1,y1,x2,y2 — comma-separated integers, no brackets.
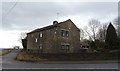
2,2,117,31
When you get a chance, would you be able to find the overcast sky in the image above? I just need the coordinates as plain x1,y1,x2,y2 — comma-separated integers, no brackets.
0,2,118,48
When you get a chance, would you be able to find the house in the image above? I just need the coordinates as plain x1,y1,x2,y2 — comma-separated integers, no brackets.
26,19,80,53
80,43,90,50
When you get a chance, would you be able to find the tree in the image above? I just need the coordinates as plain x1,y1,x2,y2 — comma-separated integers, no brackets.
90,41,96,49
22,37,27,50
96,23,108,42
82,19,100,49
18,33,27,50
88,19,100,41
105,22,118,49
18,33,27,43
80,28,86,41
83,26,93,41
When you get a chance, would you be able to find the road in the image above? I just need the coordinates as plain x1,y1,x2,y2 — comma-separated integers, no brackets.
1,50,119,71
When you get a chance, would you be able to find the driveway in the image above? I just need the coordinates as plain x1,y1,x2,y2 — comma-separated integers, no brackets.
1,50,119,70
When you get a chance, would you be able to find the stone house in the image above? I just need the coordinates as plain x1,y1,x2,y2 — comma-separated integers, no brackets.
26,19,80,53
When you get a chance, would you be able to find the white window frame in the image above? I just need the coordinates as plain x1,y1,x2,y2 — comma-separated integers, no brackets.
39,33,43,37
35,38,38,43
61,29,69,37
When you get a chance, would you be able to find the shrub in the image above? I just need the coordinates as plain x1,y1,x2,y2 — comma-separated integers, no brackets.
22,38,27,50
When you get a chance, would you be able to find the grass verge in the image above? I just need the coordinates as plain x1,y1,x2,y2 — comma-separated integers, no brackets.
0,49,13,56
16,50,48,62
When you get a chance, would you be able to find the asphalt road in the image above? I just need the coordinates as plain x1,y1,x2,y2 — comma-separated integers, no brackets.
1,50,119,71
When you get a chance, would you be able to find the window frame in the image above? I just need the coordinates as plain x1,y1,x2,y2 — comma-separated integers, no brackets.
61,29,69,37
39,33,43,37
60,44,70,52
35,38,38,43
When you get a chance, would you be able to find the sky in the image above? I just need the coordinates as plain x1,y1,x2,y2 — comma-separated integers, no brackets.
0,1,118,48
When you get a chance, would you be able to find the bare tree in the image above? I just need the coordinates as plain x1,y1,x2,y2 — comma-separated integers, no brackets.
80,28,85,41
82,26,94,41
88,19,100,41
96,23,108,42
18,33,27,43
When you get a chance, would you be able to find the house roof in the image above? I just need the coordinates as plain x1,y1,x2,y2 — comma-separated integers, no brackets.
27,24,57,34
27,19,80,34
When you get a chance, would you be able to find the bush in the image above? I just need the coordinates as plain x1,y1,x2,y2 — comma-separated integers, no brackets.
22,38,27,50
90,41,96,49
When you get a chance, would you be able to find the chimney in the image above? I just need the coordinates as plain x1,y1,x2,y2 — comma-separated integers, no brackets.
53,21,58,25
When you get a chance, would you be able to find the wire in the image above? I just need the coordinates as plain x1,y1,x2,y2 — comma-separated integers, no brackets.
3,1,18,20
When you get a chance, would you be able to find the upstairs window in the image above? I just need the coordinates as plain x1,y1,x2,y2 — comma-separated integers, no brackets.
61,30,69,37
61,30,65,36
39,33,43,37
66,31,69,37
35,38,38,43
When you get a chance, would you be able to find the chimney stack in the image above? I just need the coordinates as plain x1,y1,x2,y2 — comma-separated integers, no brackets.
53,21,58,25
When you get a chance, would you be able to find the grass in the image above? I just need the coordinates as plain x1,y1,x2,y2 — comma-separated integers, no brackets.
0,49,13,56
16,50,48,62
16,50,119,62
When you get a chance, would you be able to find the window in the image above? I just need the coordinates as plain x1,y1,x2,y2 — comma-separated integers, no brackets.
39,44,43,53
61,30,65,36
39,33,43,37
55,32,56,34
66,31,69,37
39,44,42,48
39,45,42,50
61,45,70,52
39,46,42,49
61,45,65,50
61,30,69,37
35,38,37,43
66,45,69,51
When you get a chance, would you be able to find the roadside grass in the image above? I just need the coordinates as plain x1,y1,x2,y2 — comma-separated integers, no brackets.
0,49,13,56
16,50,48,62
16,50,119,62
